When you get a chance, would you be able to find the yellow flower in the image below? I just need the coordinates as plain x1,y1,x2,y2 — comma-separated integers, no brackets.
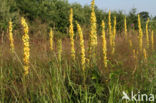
138,14,143,53
69,8,75,60
101,20,107,68
112,16,116,54
89,0,97,59
108,10,112,47
21,17,30,75
146,18,150,48
57,39,62,62
143,48,147,62
124,16,127,39
9,20,15,53
77,23,86,71
129,40,132,48
49,28,54,51
151,30,154,51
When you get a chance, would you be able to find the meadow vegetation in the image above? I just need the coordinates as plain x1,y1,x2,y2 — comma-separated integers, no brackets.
0,0,156,103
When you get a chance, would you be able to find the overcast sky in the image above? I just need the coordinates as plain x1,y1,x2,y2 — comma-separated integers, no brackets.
68,0,156,17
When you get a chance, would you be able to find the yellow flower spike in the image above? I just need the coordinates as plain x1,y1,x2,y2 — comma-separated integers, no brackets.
69,8,75,60
49,28,54,51
57,39,62,62
101,20,107,68
143,48,147,62
138,14,143,53
89,0,97,59
9,20,15,53
129,40,132,48
151,30,154,51
146,18,150,48
21,17,30,76
76,23,86,71
108,10,112,47
112,16,116,54
113,16,117,39
124,16,127,39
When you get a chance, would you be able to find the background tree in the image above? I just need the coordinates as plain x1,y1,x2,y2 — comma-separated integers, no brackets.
0,0,155,35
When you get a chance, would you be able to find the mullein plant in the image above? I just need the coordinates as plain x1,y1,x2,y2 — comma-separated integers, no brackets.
129,40,132,48
143,48,147,62
9,20,15,53
124,16,127,39
101,20,107,68
21,17,30,75
151,30,154,51
57,39,62,62
49,28,54,51
138,14,143,53
146,18,150,48
69,8,75,61
89,0,97,60
108,10,113,47
77,23,86,71
112,16,116,54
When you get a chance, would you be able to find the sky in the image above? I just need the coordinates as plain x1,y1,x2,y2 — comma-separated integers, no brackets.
68,0,156,17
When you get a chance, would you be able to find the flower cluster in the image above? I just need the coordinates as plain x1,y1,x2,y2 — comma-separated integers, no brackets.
89,0,97,59
49,28,54,51
9,20,15,53
69,8,75,60
77,23,86,71
21,17,30,75
101,20,107,68
146,18,150,48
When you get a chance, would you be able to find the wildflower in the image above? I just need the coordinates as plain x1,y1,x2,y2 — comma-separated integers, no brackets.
101,20,107,68
21,17,30,75
146,18,150,48
129,40,132,48
9,20,15,53
151,30,154,51
89,0,97,59
143,48,147,62
108,10,112,47
77,23,86,71
124,16,127,39
49,28,54,51
112,16,116,54
69,8,75,60
138,14,143,53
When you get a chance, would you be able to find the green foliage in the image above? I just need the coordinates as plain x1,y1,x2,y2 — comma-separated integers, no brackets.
0,0,156,35
0,0,19,31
